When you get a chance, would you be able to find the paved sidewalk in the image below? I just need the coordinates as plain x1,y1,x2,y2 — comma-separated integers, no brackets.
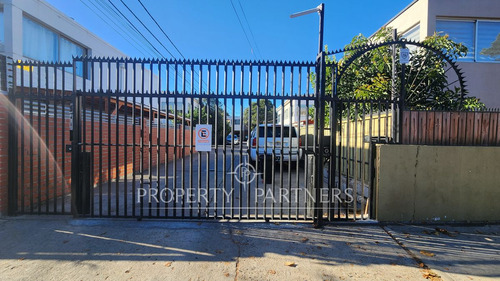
0,217,498,280
384,224,500,281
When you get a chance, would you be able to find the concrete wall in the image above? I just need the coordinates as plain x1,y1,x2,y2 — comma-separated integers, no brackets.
383,0,500,108
374,144,500,222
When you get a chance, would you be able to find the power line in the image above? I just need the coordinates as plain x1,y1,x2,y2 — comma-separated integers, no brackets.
98,0,160,57
137,0,185,60
229,0,257,59
84,0,208,93
118,0,176,59
106,0,165,59
100,0,164,58
134,0,209,92
237,0,262,58
80,0,153,58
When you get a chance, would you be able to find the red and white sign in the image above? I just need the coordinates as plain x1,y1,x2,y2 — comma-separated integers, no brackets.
195,124,212,151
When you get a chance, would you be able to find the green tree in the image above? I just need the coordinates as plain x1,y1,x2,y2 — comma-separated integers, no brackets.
243,100,275,130
313,27,484,121
190,98,230,143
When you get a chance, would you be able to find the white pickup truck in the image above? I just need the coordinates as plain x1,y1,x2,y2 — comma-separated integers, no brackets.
248,124,303,163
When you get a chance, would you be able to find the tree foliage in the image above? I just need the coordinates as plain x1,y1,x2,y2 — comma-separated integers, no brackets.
317,27,484,118
190,98,230,143
243,99,275,130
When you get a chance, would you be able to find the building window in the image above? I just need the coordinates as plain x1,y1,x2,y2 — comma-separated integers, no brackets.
23,16,58,61
437,19,500,62
403,24,420,42
22,16,87,74
0,9,4,43
436,20,475,61
477,21,500,62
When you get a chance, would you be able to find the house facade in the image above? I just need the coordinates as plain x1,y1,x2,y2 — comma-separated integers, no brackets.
380,0,500,108
276,100,310,126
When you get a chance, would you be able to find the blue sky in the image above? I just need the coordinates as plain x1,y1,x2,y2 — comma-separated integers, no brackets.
45,0,414,62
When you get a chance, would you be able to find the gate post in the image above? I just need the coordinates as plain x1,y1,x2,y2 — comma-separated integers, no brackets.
6,56,19,215
70,59,82,216
314,52,326,227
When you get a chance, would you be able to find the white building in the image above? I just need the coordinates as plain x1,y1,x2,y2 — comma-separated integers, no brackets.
380,0,500,107
0,0,193,121
227,115,241,133
276,100,309,126
0,0,126,64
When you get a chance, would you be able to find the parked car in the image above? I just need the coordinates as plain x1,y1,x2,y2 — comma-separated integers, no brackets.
248,124,302,163
226,133,240,145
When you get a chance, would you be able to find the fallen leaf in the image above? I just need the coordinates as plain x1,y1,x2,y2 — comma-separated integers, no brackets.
234,230,243,235
422,269,441,280
268,270,276,274
435,227,457,237
223,273,230,277
390,262,397,266
165,262,172,267
284,261,297,267
125,270,130,274
18,257,25,261
300,252,306,256
301,237,309,243
375,241,380,244
419,263,425,268
420,250,435,257
346,242,352,246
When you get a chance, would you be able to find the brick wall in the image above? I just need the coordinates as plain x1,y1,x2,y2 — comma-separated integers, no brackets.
0,111,193,215
0,103,8,215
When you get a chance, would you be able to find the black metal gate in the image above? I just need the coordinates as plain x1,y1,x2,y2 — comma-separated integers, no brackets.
71,57,321,220
8,56,400,223
7,35,469,224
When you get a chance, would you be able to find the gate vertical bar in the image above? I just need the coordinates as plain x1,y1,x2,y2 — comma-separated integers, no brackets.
399,43,407,145
391,29,398,142
71,59,82,216
7,57,18,215
314,52,326,227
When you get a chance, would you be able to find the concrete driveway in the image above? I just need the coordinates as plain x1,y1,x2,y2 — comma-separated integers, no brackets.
1,217,498,280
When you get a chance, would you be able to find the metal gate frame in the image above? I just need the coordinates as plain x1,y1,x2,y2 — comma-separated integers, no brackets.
6,55,399,225
6,46,408,225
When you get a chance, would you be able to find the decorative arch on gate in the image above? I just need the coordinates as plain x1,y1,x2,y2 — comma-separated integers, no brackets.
327,39,468,109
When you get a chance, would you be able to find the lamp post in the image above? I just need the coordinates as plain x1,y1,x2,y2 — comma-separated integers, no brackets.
291,3,325,228
290,3,325,55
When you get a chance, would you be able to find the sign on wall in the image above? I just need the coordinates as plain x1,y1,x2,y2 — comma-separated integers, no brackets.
195,124,212,152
